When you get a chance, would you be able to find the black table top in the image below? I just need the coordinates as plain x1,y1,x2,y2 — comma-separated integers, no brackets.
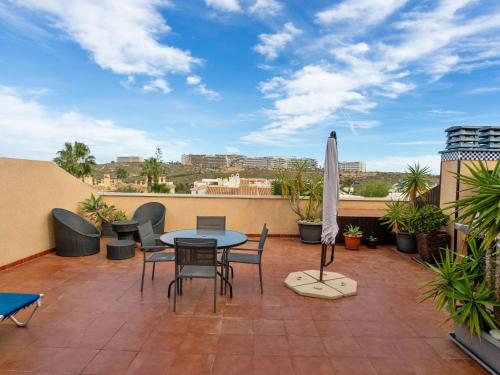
111,220,139,226
160,229,247,249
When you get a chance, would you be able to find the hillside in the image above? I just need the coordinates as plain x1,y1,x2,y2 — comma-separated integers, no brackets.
92,162,439,194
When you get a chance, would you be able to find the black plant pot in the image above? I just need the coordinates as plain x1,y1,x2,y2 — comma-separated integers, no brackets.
101,220,116,238
298,221,322,244
396,232,417,253
367,240,378,249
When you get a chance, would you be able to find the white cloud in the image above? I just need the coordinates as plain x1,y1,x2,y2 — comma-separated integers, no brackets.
185,76,220,100
466,86,500,94
366,154,441,174
389,141,444,145
316,0,407,27
253,22,301,60
205,0,241,12
186,75,201,85
194,85,220,100
249,0,282,16
0,86,186,162
225,146,240,153
428,109,465,115
16,0,199,76
245,1,500,144
142,78,171,94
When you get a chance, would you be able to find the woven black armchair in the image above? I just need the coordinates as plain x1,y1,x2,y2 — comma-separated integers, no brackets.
52,208,100,257
132,202,165,234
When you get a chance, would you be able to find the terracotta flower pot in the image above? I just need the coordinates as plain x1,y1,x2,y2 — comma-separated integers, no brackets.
344,235,362,250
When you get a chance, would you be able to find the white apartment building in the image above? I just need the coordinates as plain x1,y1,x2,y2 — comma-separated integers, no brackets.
339,161,366,173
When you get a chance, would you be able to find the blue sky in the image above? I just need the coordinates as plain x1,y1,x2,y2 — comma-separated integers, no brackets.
1,0,500,172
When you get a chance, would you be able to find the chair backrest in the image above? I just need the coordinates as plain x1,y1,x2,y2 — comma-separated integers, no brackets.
174,238,217,268
133,202,165,226
52,208,99,235
138,221,156,248
258,223,268,250
196,216,226,231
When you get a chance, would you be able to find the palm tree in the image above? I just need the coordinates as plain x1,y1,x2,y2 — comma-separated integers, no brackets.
399,163,431,203
116,167,128,180
141,157,162,192
54,142,96,179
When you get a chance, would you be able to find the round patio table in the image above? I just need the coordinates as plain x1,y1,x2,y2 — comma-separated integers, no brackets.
159,229,247,249
160,229,247,296
112,220,139,241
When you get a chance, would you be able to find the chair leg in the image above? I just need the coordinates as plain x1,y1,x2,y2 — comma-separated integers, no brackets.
258,263,264,294
152,262,156,280
213,275,217,313
140,262,146,292
167,279,175,298
173,277,177,312
229,265,234,278
8,298,42,327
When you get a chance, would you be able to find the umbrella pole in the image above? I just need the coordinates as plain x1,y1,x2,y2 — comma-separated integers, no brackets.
320,243,335,282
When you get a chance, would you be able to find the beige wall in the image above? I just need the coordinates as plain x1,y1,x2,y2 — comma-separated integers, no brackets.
0,158,95,267
102,193,388,236
0,156,389,267
440,159,498,253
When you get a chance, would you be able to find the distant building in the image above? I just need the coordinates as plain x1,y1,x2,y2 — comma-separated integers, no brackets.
191,173,272,196
236,156,317,169
339,161,366,173
181,154,317,169
116,156,143,163
181,154,243,169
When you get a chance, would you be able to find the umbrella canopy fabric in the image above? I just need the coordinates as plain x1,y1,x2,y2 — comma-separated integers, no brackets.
321,134,340,245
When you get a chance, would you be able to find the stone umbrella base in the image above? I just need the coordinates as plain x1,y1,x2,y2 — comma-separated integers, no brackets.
284,270,357,299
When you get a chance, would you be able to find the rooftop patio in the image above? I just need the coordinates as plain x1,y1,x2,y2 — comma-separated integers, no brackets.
0,238,486,374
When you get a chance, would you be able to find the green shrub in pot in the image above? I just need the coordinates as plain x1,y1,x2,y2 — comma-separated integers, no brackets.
277,162,323,243
411,204,450,263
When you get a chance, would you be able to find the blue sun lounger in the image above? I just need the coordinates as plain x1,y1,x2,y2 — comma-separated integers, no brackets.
0,293,43,327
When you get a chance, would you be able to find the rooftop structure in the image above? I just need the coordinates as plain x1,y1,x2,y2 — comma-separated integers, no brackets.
445,125,500,150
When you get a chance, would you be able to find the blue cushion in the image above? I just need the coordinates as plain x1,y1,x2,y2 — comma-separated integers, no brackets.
0,293,40,319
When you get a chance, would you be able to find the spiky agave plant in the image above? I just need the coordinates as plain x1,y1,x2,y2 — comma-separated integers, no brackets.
399,163,431,203
449,160,500,324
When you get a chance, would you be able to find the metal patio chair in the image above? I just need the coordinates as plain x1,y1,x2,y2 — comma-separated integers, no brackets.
226,223,268,293
138,221,174,292
168,237,232,313
196,216,226,230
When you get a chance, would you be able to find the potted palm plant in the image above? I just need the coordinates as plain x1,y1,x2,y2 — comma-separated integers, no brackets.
412,204,450,263
79,194,124,237
343,225,363,250
278,162,323,243
380,201,418,253
422,160,500,373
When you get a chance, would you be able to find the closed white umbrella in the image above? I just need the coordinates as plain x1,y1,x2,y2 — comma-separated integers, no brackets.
321,131,339,245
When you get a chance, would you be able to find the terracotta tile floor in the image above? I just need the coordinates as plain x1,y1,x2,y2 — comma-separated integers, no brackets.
0,238,486,374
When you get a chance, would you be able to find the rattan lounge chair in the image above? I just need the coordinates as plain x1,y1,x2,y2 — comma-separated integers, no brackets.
52,208,100,257
133,202,166,234
0,293,43,327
